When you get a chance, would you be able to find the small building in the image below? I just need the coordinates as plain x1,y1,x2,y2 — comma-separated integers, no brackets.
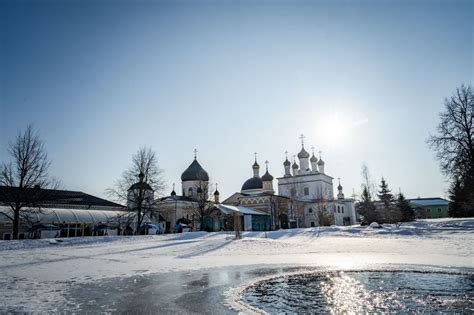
204,204,271,232
409,197,450,219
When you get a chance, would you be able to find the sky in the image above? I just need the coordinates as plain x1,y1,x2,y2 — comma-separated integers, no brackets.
0,0,473,202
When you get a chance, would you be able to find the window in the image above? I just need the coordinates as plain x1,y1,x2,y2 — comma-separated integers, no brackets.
437,208,442,212
308,208,313,213
3,233,11,240
304,187,309,196
291,188,296,196
311,222,315,227
337,205,340,213
188,187,193,197
342,207,344,214
427,208,431,212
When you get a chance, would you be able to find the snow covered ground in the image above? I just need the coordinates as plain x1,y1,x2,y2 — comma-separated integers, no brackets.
0,218,473,312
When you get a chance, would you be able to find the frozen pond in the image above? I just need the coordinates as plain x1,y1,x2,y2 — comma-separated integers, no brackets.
242,271,474,313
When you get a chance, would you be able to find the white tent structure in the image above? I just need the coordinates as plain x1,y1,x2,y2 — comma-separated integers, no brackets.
0,206,159,240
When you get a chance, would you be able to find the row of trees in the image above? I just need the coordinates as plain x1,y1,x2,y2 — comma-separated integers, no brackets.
357,165,414,225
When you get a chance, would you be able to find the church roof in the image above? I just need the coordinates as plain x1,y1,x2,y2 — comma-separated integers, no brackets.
283,158,291,166
297,147,310,159
310,153,318,163
241,177,263,191
181,159,210,181
261,170,274,181
128,182,153,191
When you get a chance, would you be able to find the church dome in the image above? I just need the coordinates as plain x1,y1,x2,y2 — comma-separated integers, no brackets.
337,183,343,190
241,177,263,191
214,189,219,196
317,158,325,165
297,147,310,159
292,161,299,169
283,158,291,166
181,159,209,181
128,182,153,191
310,153,318,163
252,161,260,169
261,170,274,181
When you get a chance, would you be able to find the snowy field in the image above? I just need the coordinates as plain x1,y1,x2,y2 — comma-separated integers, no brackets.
0,218,473,312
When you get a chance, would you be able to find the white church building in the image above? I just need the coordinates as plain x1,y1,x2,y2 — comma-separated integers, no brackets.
277,136,356,227
223,136,357,228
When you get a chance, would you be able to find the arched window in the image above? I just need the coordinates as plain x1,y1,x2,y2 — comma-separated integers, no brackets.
337,205,340,213
188,187,193,197
342,207,344,213
311,222,315,227
308,208,313,213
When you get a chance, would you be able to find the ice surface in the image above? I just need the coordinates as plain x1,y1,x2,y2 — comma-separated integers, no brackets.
0,218,472,312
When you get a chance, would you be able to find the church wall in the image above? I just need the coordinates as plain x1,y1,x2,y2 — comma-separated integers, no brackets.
181,180,208,199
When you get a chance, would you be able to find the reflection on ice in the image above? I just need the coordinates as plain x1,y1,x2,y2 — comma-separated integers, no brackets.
242,271,474,313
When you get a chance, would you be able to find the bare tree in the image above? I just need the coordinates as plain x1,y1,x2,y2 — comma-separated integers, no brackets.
107,147,165,234
314,198,333,226
427,85,473,178
186,181,215,231
427,85,474,217
0,125,59,239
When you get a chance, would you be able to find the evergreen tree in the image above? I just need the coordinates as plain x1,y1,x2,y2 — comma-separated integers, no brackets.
397,192,415,222
377,177,394,208
357,186,378,225
449,168,474,217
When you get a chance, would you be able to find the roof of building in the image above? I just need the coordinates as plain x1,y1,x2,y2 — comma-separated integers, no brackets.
216,204,269,216
297,147,310,159
0,206,128,224
181,159,210,181
261,170,274,181
408,198,449,207
128,182,153,191
0,186,124,209
159,195,196,202
241,177,263,191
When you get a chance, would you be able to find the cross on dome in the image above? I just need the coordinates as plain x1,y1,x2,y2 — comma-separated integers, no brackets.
299,134,306,146
193,148,198,159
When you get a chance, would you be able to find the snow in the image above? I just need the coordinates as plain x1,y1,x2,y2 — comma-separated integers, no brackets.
0,218,473,311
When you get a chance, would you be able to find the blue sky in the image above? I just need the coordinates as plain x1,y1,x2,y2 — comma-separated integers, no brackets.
1,0,472,201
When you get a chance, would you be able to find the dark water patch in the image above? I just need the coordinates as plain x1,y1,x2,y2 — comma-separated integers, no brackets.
243,271,474,313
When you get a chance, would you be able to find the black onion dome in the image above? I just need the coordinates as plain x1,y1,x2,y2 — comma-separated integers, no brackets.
261,170,274,181
337,183,343,190
317,158,325,165
292,161,299,169
171,189,176,196
297,147,310,159
252,161,260,168
214,189,220,196
241,177,263,191
181,159,210,181
128,182,153,191
283,158,291,166
310,153,318,163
